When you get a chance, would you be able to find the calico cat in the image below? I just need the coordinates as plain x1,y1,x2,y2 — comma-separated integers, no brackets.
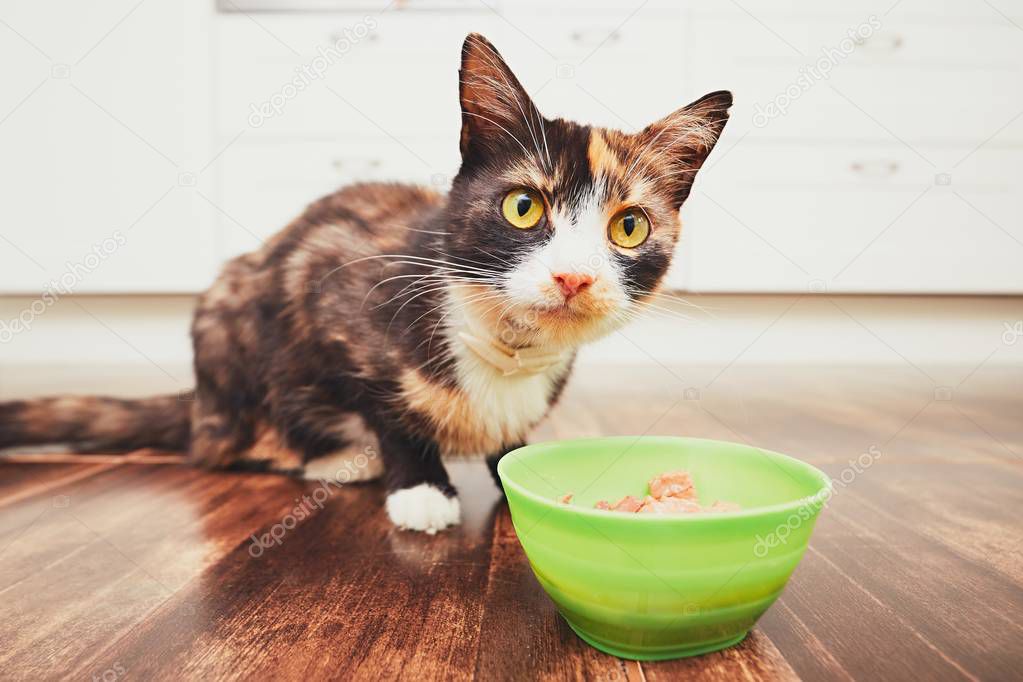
0,34,730,533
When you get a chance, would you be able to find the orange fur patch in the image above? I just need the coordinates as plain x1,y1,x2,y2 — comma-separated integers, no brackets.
399,369,519,455
587,129,624,182
244,424,303,469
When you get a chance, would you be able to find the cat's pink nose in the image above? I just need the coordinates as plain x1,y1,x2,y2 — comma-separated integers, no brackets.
552,272,594,299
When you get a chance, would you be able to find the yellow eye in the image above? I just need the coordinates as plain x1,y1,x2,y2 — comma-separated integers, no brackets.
608,208,650,248
501,189,544,229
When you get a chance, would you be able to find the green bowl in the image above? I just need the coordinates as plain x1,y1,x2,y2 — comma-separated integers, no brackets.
497,436,831,661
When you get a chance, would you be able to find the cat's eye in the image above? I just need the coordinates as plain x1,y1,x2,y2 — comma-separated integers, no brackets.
608,209,650,248
501,189,544,229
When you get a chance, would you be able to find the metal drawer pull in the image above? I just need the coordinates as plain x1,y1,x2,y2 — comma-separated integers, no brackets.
855,34,903,53
328,31,379,45
332,159,383,172
850,160,900,177
571,29,621,47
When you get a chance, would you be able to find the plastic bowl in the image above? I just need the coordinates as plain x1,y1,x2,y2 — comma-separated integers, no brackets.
497,436,831,661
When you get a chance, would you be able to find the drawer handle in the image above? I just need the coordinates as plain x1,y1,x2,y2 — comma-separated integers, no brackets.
328,31,380,45
850,160,900,178
855,34,903,53
332,159,383,172
571,28,621,48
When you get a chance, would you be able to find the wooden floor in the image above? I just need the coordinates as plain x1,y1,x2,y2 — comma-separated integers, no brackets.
1,364,1021,681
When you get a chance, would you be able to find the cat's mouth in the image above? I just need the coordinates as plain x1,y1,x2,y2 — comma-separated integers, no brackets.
531,305,586,323
528,295,610,322
456,283,619,346
528,293,586,314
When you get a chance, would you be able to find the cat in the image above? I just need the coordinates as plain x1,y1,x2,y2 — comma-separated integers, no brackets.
0,34,731,533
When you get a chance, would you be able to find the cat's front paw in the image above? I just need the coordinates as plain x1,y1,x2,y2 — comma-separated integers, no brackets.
385,483,460,534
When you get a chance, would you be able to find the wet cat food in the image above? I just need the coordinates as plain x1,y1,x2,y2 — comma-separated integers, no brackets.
586,470,739,515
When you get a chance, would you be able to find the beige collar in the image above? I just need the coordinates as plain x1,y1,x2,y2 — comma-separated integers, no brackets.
457,328,566,377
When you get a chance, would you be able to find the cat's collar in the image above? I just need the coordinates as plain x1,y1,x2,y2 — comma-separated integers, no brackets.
457,329,565,377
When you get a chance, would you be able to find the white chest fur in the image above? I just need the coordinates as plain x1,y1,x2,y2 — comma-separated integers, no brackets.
449,339,570,452
398,287,577,455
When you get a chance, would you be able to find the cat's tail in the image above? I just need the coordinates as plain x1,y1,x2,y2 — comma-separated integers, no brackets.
0,394,191,453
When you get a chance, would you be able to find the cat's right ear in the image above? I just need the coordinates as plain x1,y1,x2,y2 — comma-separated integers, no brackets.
635,90,733,207
458,33,542,160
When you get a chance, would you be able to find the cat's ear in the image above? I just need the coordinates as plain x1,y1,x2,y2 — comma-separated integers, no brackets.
636,90,732,206
458,33,543,160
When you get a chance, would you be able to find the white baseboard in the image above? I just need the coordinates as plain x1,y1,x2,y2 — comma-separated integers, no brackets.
1,295,1021,392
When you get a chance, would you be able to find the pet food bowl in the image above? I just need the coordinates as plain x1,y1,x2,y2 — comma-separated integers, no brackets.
497,436,831,660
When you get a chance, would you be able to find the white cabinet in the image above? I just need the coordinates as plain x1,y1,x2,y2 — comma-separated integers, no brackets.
681,2,1023,292
687,16,1023,145
214,11,504,140
216,136,460,257
209,0,1022,294
0,0,216,293
2,1,1020,294
494,7,685,132
685,143,1023,293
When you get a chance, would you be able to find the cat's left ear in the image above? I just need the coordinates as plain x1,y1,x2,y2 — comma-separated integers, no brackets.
637,90,732,206
458,33,543,161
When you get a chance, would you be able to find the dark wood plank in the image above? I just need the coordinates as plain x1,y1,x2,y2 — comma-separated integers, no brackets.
79,461,502,680
0,460,116,509
643,630,799,682
841,459,1023,586
757,600,855,682
0,363,1020,680
764,546,980,681
812,510,1023,679
760,454,1023,681
0,463,313,677
474,506,626,681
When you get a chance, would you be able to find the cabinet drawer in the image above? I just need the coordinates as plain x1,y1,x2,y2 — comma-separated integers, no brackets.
216,9,689,140
687,15,1023,145
215,13,503,138
497,10,685,131
685,143,1023,293
214,136,460,258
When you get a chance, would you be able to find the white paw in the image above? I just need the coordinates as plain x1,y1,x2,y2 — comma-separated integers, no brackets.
385,484,461,534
